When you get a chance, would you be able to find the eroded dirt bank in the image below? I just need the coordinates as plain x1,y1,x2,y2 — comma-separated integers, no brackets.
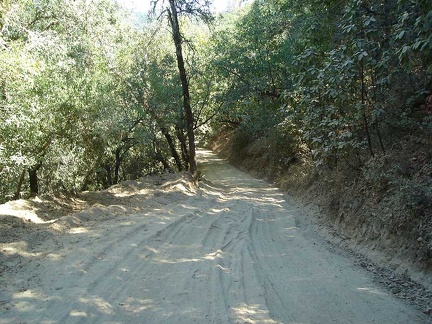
0,150,430,323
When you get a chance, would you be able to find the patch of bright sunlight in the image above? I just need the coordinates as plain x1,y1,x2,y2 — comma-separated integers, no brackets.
12,290,56,312
203,249,223,260
2,243,64,260
210,207,230,213
232,303,279,324
215,264,229,272
174,183,190,193
156,257,202,264
67,227,89,234
143,245,158,254
153,249,224,264
121,297,155,313
223,193,284,207
70,310,88,318
357,287,388,296
113,189,149,197
13,289,39,299
79,296,114,315
0,201,57,224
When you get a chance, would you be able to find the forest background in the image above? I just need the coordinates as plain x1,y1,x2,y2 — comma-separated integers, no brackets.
1,0,431,276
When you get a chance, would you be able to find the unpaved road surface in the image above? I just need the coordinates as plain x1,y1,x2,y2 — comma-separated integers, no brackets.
0,149,429,323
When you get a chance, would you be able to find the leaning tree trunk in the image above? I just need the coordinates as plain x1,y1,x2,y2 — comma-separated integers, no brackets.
161,126,183,171
168,0,197,175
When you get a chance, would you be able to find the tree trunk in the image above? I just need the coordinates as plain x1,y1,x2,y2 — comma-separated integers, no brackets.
168,0,197,175
114,146,122,185
176,125,189,170
161,127,183,171
105,164,112,187
28,161,42,197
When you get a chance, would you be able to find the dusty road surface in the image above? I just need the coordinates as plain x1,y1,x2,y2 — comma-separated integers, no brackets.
0,149,429,323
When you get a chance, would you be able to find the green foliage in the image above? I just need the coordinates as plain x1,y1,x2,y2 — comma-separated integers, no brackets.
0,0,164,201
1,0,431,203
208,0,431,169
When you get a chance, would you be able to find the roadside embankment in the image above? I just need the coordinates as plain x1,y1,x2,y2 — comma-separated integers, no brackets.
210,127,432,294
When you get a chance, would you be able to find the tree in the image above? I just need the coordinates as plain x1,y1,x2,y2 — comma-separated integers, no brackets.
152,0,213,175
167,0,197,174
205,0,431,172
0,0,157,200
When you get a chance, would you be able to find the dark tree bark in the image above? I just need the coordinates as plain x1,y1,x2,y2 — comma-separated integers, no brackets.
141,105,184,171
28,161,42,197
105,164,112,187
161,126,183,171
176,125,189,170
114,146,122,185
168,0,197,174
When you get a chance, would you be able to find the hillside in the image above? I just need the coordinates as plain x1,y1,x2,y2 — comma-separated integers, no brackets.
211,128,432,291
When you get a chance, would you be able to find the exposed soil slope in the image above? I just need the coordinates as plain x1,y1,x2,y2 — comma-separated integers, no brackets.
0,150,429,323
210,128,432,291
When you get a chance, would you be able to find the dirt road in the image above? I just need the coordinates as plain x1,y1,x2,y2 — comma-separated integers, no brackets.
0,149,429,323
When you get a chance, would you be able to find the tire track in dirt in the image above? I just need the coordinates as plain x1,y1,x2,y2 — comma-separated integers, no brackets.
0,149,429,323
60,196,222,323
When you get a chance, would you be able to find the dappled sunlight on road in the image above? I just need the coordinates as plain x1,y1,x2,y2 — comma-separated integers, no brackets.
0,149,427,323
357,287,389,296
0,199,58,224
151,249,225,265
231,303,280,324
67,227,90,234
69,309,89,319
78,296,115,315
121,297,156,313
1,241,63,260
